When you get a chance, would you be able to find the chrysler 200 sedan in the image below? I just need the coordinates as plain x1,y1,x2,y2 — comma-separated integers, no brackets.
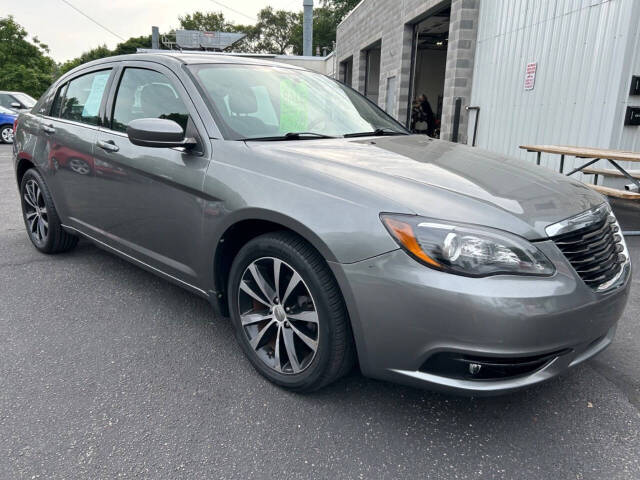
12,53,631,394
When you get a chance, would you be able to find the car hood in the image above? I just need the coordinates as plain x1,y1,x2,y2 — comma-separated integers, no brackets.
246,135,604,240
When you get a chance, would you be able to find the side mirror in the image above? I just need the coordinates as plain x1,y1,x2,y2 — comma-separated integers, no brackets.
126,118,197,149
10,102,22,109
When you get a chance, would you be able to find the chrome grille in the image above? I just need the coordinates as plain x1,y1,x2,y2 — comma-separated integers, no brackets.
550,212,627,290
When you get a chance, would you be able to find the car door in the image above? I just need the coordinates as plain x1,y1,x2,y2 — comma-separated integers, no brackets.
92,62,210,287
38,68,114,227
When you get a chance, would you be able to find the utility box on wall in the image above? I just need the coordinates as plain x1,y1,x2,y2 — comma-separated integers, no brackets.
625,107,640,125
630,75,640,95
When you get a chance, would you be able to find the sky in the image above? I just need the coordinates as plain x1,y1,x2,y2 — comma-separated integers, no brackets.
6,0,306,62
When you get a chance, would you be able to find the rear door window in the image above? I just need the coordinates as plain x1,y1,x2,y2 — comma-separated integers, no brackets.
111,68,189,133
59,70,112,125
0,94,14,109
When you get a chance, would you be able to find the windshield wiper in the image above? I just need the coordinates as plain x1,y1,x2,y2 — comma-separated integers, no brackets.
343,128,408,138
243,132,337,141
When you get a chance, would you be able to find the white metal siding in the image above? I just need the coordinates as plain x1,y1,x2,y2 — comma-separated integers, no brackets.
611,0,640,153
469,0,639,180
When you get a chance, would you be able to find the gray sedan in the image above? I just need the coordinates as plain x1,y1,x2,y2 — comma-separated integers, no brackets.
12,53,631,394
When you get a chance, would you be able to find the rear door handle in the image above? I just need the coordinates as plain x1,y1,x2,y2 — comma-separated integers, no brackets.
41,124,55,134
96,139,120,153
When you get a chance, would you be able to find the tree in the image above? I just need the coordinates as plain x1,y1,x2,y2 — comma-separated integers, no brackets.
290,6,336,56
179,11,231,32
290,1,361,55
58,35,152,76
0,16,56,98
254,7,300,54
58,45,112,75
112,35,152,56
322,0,361,23
228,24,261,53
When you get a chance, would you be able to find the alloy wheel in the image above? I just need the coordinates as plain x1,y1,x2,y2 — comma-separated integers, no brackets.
238,257,319,374
1,127,13,143
23,179,49,245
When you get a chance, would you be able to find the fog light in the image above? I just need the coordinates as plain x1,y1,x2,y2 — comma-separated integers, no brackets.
469,363,482,375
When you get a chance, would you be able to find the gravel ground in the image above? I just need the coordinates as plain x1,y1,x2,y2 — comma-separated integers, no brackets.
1,144,639,479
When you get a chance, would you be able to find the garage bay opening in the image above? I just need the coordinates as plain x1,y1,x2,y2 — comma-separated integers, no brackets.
408,5,451,138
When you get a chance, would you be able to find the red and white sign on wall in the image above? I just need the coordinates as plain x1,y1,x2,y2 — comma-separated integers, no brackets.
524,62,537,91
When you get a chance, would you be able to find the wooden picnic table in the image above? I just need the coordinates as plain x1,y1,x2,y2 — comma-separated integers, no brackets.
520,145,640,164
519,144,640,200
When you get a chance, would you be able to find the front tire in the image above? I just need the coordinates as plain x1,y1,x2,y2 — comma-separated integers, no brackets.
228,231,355,392
20,168,78,254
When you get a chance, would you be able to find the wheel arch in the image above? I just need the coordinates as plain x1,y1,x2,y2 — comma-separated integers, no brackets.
211,208,338,317
16,157,36,187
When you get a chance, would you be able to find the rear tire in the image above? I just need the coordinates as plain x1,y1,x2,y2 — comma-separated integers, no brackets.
20,168,78,254
228,231,355,392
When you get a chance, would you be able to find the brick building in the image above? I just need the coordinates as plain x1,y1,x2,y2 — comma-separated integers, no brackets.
336,0,479,143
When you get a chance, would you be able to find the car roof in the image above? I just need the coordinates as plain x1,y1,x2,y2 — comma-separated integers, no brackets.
61,51,307,81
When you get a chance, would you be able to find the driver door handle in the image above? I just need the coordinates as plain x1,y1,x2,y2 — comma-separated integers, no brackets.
41,124,55,134
96,139,120,153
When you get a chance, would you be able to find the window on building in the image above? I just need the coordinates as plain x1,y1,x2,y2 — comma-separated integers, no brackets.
363,42,381,105
340,57,353,87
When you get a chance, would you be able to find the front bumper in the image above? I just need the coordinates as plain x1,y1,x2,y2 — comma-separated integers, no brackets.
329,240,631,395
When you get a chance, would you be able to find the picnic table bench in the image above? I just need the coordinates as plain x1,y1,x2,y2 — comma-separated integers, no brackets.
519,144,640,200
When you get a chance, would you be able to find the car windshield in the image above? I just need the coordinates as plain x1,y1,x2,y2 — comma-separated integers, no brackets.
12,93,36,108
190,64,408,140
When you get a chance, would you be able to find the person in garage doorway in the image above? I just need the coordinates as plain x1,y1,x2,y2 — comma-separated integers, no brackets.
411,94,436,137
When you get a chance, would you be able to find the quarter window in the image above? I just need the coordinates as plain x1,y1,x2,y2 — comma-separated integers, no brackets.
59,70,111,125
50,85,67,117
111,68,189,133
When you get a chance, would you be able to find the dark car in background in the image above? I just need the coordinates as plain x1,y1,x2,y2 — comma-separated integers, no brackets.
0,105,17,144
11,53,631,394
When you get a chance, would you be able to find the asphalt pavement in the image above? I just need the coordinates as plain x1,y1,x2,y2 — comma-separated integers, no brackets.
1,143,639,479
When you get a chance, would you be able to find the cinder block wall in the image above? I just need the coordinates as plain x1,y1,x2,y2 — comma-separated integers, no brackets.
440,0,479,143
336,0,479,142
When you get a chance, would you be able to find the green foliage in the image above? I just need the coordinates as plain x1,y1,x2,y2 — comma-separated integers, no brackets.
0,16,56,98
254,7,300,55
112,35,152,56
179,11,231,32
322,0,362,23
290,6,337,55
288,0,363,55
58,45,112,75
58,35,152,75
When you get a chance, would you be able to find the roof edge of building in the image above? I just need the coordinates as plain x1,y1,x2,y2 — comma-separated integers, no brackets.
337,0,368,29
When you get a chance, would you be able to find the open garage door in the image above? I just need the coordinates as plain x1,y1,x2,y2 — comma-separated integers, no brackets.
408,5,450,138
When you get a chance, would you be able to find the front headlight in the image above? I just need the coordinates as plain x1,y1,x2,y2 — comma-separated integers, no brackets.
380,214,555,277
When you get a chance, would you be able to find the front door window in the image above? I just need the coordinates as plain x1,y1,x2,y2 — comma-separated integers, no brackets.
111,68,190,133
